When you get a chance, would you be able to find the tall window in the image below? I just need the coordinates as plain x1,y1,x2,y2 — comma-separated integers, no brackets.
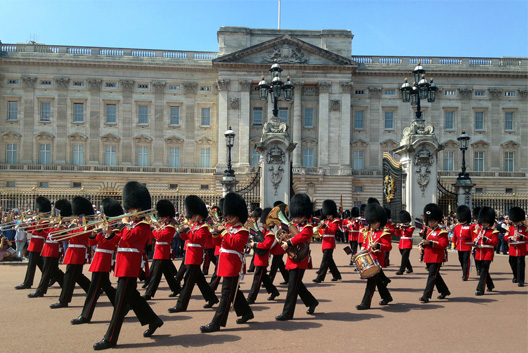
474,152,484,171
303,149,314,167
279,108,288,124
106,104,117,124
475,111,484,130
40,144,51,165
354,111,364,129
253,107,263,126
444,151,454,171
384,111,394,129
105,145,117,166
169,106,180,125
137,146,149,166
353,150,364,170
169,147,180,167
41,102,51,122
200,148,210,168
505,112,514,131
73,103,84,123
8,102,18,121
504,152,514,172
251,148,260,167
304,108,314,128
6,143,17,164
72,145,84,165
138,105,148,124
444,111,454,130
201,107,211,126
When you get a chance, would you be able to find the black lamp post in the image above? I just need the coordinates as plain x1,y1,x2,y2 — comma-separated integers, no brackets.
400,61,438,120
224,125,235,177
257,59,294,118
457,130,470,180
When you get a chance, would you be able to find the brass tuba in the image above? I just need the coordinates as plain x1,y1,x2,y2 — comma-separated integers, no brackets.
266,204,309,263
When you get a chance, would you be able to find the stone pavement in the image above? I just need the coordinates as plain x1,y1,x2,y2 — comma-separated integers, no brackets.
2,244,527,353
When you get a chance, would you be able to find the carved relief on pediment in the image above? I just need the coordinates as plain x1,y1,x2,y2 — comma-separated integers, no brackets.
67,132,88,142
196,136,214,145
165,135,184,145
132,134,153,144
1,131,22,140
470,139,490,150
100,133,121,143
442,139,459,149
501,140,520,150
34,131,55,142
380,139,398,149
351,139,368,148
266,43,308,64
301,138,318,149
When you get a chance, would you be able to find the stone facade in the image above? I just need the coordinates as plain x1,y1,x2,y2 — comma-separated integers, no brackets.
1,27,527,209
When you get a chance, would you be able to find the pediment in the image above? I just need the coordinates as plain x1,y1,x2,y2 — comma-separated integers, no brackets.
100,133,121,143
196,136,214,145
379,138,398,149
68,132,88,142
351,139,368,148
214,35,357,67
501,140,520,150
1,130,22,140
34,131,55,141
165,135,184,145
442,139,459,149
132,134,153,144
301,137,318,148
471,139,490,149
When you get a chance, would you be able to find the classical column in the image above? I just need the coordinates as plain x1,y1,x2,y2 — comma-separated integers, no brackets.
183,82,197,167
55,77,70,164
21,76,37,163
292,81,303,167
217,79,230,169
87,79,102,164
120,80,135,165
368,86,382,167
152,81,166,166
239,80,252,167
488,88,502,170
318,81,331,167
340,82,353,167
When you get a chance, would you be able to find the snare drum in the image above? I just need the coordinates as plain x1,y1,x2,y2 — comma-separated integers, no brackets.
353,250,381,279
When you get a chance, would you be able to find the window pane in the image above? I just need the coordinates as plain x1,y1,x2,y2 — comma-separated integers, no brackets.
475,112,484,130
504,152,514,172
279,109,288,124
474,152,484,171
505,112,513,130
200,148,210,167
137,146,149,166
384,111,393,129
72,145,84,165
201,108,211,126
40,144,50,165
304,108,314,128
169,147,180,167
170,106,180,125
251,148,260,167
354,111,364,129
73,103,84,123
8,102,18,120
105,145,116,166
303,149,314,167
444,151,454,171
106,104,116,123
253,108,263,126
41,102,51,121
444,111,454,130
138,105,148,124
6,143,17,164
353,150,364,170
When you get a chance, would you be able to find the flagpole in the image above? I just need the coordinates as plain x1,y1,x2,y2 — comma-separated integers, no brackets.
278,0,281,29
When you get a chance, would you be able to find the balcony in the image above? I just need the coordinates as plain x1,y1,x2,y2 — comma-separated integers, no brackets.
0,163,216,174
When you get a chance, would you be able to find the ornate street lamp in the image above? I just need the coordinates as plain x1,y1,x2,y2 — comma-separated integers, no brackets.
457,130,470,180
257,59,294,118
400,61,438,120
224,125,235,177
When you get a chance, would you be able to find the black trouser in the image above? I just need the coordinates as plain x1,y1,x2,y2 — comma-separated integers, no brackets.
475,260,494,293
509,255,526,284
209,255,221,290
202,248,217,275
210,276,252,327
349,240,358,255
423,263,449,298
59,263,91,303
280,268,318,319
175,256,186,283
145,259,179,297
36,256,64,294
176,264,218,311
248,265,279,301
269,254,289,284
248,255,255,272
384,251,391,266
315,249,341,281
103,277,159,344
81,272,116,320
458,251,471,279
22,251,43,287
399,248,413,273
360,269,392,307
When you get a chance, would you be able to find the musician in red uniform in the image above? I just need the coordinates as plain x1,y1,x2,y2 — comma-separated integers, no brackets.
144,200,180,300
208,200,224,291
275,193,319,321
395,210,414,275
93,181,163,350
202,206,219,276
247,207,280,303
356,203,393,310
452,205,473,281
314,199,342,283
473,207,499,296
28,199,69,297
15,196,51,290
384,208,395,267
169,195,218,313
200,192,253,333
419,203,451,303
50,196,92,309
71,198,121,325
348,207,361,264
505,207,527,287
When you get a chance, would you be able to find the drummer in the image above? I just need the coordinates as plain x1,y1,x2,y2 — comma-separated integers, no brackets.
356,203,393,310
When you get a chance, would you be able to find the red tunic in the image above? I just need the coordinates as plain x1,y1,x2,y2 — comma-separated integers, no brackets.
361,228,392,268
41,227,60,258
215,224,248,277
180,221,208,265
270,229,286,256
63,227,90,265
285,223,312,270
321,218,340,250
89,232,120,273
423,226,448,264
27,223,47,253
348,219,361,242
505,225,528,257
152,223,176,260
473,227,499,261
114,221,151,278
254,230,275,267
396,225,415,250
452,224,473,252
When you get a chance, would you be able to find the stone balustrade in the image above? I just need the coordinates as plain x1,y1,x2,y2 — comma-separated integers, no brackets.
0,164,216,174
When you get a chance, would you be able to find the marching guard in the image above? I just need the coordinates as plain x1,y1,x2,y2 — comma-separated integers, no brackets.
452,205,473,281
505,207,527,287
395,210,414,275
473,207,499,295
313,199,342,283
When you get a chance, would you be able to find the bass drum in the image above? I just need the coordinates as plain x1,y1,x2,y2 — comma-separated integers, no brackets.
353,250,381,279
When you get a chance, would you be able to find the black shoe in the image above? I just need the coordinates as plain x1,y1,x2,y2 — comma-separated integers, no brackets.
437,292,451,299
395,271,404,275
275,313,290,321
487,287,494,292
462,276,468,281
475,291,484,296
512,278,518,283
379,297,393,305
246,298,255,305
331,278,341,282
93,338,116,351
312,279,321,283
48,279,56,287
28,291,43,298
306,301,319,315
15,284,30,290
142,294,151,301
280,281,288,285
71,316,90,325
203,298,219,308
168,306,184,313
236,312,254,324
406,269,413,274
50,301,68,309
267,292,279,301
247,269,254,273
143,318,163,337
200,323,220,333
518,282,525,287
168,291,178,298
419,296,429,303
356,303,370,310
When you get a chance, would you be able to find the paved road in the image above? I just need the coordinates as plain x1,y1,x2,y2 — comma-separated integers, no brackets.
2,244,527,353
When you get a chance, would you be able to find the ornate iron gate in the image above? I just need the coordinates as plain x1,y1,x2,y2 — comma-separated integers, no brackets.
236,166,261,209
437,179,457,216
382,152,403,222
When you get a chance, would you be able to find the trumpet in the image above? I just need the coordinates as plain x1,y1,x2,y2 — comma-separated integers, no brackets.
311,217,327,239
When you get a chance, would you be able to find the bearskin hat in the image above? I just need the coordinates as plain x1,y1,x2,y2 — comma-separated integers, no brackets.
54,199,72,217
384,207,392,219
122,181,151,211
260,207,272,225
223,192,248,224
456,205,472,224
509,207,526,223
35,196,52,213
360,204,367,217
343,209,351,219
365,203,387,227
367,197,380,205
424,203,443,223
184,195,208,219
252,208,263,219
398,210,412,224
351,207,360,218
322,199,338,218
72,196,94,216
472,207,481,221
478,206,496,225
273,200,284,207
218,198,225,217
289,193,312,219
156,199,175,218
313,209,322,218
101,198,123,218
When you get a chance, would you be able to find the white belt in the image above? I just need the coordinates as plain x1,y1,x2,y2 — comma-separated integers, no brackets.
156,242,169,246
96,248,114,254
477,245,494,249
68,244,86,249
46,240,58,244
118,247,140,253
323,235,335,238
510,242,526,245
32,235,45,240
187,243,202,248
220,248,243,260
401,237,413,240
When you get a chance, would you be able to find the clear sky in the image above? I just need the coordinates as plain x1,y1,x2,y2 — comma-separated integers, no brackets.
1,0,527,58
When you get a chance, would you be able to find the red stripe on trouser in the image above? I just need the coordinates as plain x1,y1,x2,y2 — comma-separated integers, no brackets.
109,278,128,342
219,278,236,325
86,273,102,318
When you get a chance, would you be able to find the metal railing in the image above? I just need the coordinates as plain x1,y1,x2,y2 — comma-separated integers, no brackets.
473,193,528,216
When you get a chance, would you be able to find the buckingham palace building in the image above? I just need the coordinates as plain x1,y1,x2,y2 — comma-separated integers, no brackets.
1,27,527,210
